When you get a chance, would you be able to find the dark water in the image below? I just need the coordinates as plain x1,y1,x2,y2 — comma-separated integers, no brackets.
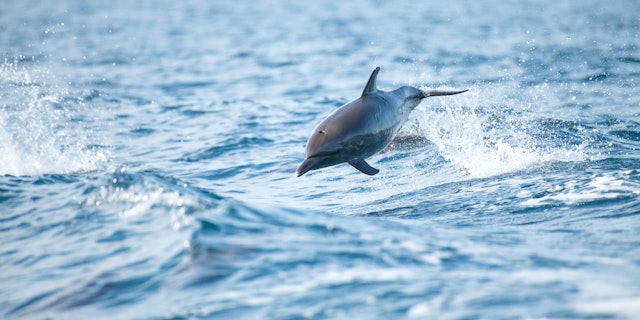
2,1,640,319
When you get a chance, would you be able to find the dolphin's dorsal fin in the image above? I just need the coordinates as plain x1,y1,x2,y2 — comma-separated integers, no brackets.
361,67,380,96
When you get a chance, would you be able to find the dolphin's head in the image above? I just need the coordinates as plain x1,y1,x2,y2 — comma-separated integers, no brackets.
296,97,370,177
296,147,344,177
296,125,346,177
296,155,332,177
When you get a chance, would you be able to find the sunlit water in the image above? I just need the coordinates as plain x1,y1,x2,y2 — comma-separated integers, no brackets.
2,1,640,319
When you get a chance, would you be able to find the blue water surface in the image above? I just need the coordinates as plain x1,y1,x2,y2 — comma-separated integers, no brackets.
2,1,640,319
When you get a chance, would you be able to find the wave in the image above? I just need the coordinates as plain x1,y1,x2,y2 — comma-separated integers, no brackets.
7,140,639,320
7,168,352,317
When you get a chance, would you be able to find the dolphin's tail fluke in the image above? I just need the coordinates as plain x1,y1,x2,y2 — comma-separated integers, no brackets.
422,89,468,98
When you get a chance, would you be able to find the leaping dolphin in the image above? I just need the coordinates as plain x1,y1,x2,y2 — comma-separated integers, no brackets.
296,66,467,177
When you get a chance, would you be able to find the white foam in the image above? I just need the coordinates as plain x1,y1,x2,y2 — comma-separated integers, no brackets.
84,173,199,230
415,85,589,179
407,296,446,318
0,61,107,176
521,171,640,207
572,279,640,319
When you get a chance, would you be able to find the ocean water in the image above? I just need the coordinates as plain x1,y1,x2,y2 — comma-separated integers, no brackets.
1,0,640,319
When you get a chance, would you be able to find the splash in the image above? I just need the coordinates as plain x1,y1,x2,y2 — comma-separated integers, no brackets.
0,60,107,176
415,84,589,179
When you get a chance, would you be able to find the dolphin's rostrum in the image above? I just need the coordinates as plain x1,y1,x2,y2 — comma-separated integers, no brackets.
296,67,467,177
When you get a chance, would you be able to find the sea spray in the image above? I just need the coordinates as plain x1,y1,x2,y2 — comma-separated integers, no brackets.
0,60,107,176
416,83,590,179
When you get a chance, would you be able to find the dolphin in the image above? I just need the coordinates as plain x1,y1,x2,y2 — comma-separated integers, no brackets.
296,67,467,177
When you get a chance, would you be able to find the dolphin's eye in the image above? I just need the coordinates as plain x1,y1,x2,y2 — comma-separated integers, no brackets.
318,130,326,134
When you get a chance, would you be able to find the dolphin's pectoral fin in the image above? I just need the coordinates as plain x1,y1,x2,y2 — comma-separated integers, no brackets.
361,67,381,96
422,89,468,98
348,158,380,175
